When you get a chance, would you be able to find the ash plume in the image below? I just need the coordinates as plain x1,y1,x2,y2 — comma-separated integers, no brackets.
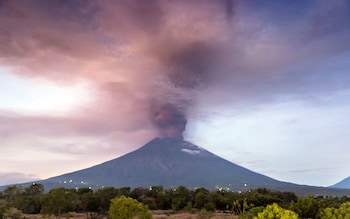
150,103,187,139
24,2,228,139
1,0,350,186
143,1,235,139
0,0,238,142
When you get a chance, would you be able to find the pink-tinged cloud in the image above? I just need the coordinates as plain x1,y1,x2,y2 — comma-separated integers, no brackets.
0,0,350,185
1,0,349,136
2,1,349,92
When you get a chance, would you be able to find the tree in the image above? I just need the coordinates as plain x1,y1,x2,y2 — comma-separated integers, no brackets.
143,185,168,210
3,186,23,202
232,199,254,215
254,203,299,219
246,190,282,208
78,188,101,219
94,187,117,214
21,183,44,214
208,190,230,210
41,187,77,218
117,187,131,197
109,196,152,219
145,185,164,199
130,187,146,201
194,191,208,209
170,186,191,211
319,202,350,219
1,184,44,214
0,205,8,219
290,195,320,219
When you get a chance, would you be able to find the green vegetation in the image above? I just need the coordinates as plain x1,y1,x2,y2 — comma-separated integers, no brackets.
3,207,23,219
40,187,77,218
0,184,350,218
319,202,350,219
290,195,321,218
254,203,299,219
109,196,152,219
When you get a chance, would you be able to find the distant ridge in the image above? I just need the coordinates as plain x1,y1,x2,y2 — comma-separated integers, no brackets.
330,176,350,189
2,138,350,196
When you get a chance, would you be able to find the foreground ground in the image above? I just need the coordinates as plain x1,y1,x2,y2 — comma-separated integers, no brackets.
24,211,239,219
152,210,238,219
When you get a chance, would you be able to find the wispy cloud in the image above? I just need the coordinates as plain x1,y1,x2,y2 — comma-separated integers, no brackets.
0,172,40,186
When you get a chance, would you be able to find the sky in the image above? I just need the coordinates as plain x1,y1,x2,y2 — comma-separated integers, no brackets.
0,0,350,187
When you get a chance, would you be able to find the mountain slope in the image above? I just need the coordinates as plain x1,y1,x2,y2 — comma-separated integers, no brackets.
3,138,350,196
330,176,350,189
40,138,278,190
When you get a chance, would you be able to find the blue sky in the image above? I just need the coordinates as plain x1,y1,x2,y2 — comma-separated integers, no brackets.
0,0,350,187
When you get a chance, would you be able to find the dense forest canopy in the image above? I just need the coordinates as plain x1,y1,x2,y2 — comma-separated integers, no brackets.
1,184,350,218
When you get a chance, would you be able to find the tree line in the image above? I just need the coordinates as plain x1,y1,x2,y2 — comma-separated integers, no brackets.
0,183,350,218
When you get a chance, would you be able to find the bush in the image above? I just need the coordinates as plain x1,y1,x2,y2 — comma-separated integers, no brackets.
0,205,8,219
109,196,152,219
4,207,23,219
319,201,350,219
254,203,298,219
239,206,264,219
290,195,320,218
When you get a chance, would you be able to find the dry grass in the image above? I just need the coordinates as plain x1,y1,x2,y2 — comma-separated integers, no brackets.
24,211,239,219
152,212,238,219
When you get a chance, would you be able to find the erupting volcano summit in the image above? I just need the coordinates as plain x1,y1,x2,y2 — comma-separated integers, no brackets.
151,103,187,139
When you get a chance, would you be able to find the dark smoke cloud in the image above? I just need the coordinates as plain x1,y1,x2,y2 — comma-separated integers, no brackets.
159,40,223,89
147,38,229,138
1,0,350,142
150,103,187,139
1,0,350,186
140,1,236,138
0,0,231,141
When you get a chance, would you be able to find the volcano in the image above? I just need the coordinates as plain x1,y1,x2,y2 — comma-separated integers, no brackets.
331,176,350,189
6,138,350,196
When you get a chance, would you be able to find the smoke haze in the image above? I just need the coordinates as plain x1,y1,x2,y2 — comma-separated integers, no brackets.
0,0,239,139
1,0,350,186
150,103,187,139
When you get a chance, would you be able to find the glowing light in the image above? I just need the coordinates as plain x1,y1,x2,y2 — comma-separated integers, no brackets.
0,67,91,115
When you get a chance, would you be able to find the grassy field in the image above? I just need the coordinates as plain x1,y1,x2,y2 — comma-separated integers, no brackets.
152,210,238,219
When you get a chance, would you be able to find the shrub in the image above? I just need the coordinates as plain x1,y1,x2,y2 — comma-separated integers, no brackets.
253,203,298,219
109,196,152,219
319,201,350,219
4,207,23,219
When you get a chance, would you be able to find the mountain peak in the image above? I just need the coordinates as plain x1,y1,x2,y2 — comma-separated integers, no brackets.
5,138,350,196
330,176,350,189
137,137,211,158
